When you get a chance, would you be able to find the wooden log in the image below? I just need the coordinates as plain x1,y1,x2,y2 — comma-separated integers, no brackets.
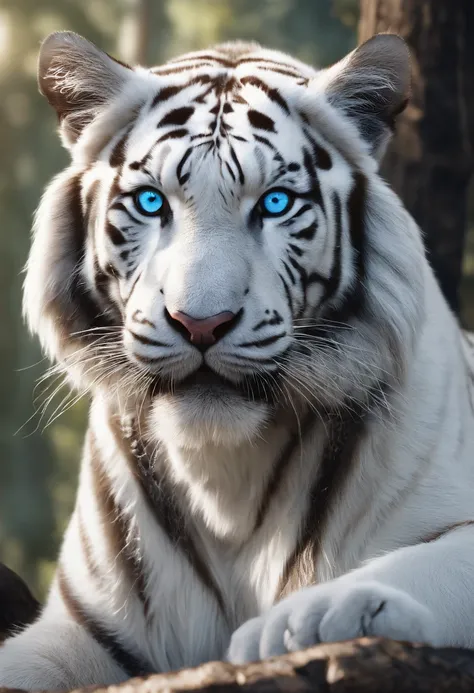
2,567,474,691
2,638,474,693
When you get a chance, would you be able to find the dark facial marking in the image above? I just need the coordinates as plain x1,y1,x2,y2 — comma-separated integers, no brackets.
156,128,188,144
305,130,332,170
229,142,245,185
253,133,276,151
290,223,318,241
248,109,276,133
321,172,367,326
109,127,131,168
151,85,184,109
157,106,195,128
105,221,126,245
239,76,290,114
176,147,193,186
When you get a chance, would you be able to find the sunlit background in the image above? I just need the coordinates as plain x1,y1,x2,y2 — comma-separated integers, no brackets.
0,0,472,601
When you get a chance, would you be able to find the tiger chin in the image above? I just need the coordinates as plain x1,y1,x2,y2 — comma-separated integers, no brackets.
1,29,474,692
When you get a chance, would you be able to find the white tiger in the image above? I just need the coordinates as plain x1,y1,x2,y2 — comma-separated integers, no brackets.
1,30,474,691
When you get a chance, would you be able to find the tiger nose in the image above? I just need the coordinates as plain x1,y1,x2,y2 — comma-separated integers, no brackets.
167,310,237,348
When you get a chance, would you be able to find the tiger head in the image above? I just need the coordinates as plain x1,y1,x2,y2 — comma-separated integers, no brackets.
25,32,424,447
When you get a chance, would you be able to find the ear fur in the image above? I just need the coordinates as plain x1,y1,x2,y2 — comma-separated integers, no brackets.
317,34,411,159
38,31,136,148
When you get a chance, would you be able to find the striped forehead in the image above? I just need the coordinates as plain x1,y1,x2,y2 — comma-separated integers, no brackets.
116,62,321,195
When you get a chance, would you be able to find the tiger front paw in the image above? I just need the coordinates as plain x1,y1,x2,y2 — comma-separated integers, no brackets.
227,580,438,663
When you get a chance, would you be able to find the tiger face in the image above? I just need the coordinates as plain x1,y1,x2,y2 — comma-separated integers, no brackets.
25,32,414,446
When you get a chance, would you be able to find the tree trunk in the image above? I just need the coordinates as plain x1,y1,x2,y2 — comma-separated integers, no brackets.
118,0,152,65
359,0,474,317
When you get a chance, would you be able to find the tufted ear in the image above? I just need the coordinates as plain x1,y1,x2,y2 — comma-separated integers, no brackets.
38,32,136,148
318,34,410,159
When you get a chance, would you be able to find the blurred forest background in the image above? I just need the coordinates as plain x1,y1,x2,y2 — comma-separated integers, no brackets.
0,0,473,601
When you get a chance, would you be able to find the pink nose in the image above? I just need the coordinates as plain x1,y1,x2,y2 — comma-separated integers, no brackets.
168,310,236,346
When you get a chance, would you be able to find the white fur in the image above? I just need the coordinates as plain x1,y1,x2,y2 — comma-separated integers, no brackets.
1,34,474,690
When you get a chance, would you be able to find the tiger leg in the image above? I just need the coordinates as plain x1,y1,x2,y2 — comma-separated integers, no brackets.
228,524,474,662
0,614,127,691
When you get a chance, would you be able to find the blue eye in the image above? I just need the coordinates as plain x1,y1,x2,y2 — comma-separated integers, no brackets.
261,190,292,216
134,188,164,216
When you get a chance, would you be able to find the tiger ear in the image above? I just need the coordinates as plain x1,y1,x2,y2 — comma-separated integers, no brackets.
38,32,135,148
319,34,410,159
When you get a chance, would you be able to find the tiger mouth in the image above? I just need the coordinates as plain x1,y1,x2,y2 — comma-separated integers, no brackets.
149,363,276,404
180,363,232,389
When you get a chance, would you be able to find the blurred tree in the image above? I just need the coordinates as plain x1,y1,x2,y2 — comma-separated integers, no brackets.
164,0,355,66
0,0,126,596
359,0,474,318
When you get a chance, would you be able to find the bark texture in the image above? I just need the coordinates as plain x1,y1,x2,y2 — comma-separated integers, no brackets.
3,639,474,693
2,566,474,692
359,0,474,315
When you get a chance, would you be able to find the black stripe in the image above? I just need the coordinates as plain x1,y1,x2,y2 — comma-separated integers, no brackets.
288,256,307,284
58,566,152,678
303,147,316,182
253,134,276,150
176,147,193,185
290,223,318,241
230,134,248,143
49,173,110,341
229,143,245,185
93,257,111,301
279,273,294,314
225,161,236,181
151,85,185,108
288,243,303,257
305,130,332,171
278,390,380,597
282,260,296,285
128,331,170,348
105,221,126,245
238,333,286,348
110,128,131,168
168,53,235,67
239,76,290,114
248,109,276,133
254,65,307,80
237,57,302,77
90,434,150,616
153,63,216,77
322,172,367,324
320,192,343,307
157,106,194,128
282,204,313,227
254,413,316,532
156,128,188,144
115,420,227,616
